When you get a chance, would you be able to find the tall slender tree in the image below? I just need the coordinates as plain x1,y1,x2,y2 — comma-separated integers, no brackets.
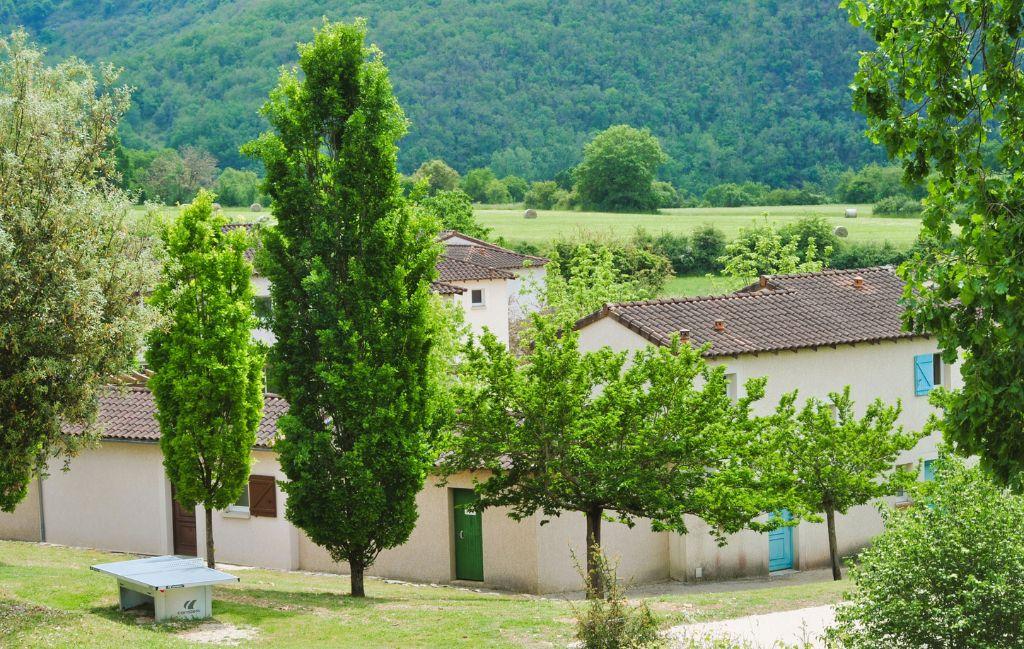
146,190,265,567
0,31,157,511
244,19,442,598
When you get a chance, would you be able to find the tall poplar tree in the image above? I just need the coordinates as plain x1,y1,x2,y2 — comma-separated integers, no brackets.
146,190,265,567
245,20,442,597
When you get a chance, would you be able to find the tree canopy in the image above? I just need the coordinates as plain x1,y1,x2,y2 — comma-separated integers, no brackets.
845,0,1024,486
573,125,668,212
0,31,157,511
245,19,443,597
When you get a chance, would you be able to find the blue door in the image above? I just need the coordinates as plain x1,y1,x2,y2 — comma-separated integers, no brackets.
768,510,794,571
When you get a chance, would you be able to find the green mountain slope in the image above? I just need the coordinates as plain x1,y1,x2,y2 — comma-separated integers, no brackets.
10,0,880,191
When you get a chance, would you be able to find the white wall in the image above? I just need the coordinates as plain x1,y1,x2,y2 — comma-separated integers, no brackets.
0,478,41,541
41,442,173,556
450,278,510,344
509,266,546,321
193,450,298,570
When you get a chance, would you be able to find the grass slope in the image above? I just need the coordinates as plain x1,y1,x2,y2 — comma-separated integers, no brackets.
0,541,846,648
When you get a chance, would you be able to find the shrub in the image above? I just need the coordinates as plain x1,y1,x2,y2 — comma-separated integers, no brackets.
412,159,460,194
681,225,727,274
483,178,511,204
572,547,665,649
702,181,770,207
552,188,577,210
550,236,671,298
829,455,1024,649
652,180,681,208
462,167,498,202
419,189,489,239
502,175,529,202
873,194,922,216
762,187,828,206
780,216,840,264
523,180,560,210
213,167,262,207
830,241,909,269
835,163,923,203
633,229,690,275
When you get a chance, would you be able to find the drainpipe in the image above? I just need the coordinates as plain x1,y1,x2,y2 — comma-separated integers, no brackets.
37,475,46,542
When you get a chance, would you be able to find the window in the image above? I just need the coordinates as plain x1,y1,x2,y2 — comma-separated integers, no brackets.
725,373,738,403
248,475,278,517
254,295,272,326
227,485,250,514
923,459,936,482
470,289,485,307
914,353,942,396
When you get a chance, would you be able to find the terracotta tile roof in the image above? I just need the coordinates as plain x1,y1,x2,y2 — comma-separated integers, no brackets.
437,255,516,282
221,222,260,262
438,230,548,268
64,386,288,449
431,280,466,295
576,266,922,357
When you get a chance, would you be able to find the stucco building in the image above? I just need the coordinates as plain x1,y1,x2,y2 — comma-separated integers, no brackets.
0,262,953,593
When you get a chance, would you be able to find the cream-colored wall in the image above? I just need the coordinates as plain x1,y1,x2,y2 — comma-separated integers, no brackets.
509,266,546,320
250,276,276,345
535,512,669,593
577,316,959,580
193,450,297,570
0,478,41,541
298,472,541,592
450,278,510,344
41,441,173,555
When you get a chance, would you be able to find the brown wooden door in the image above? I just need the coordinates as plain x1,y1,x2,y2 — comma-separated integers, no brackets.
171,488,197,556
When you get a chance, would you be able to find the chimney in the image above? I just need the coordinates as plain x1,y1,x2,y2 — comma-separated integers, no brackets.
679,328,690,343
853,275,864,290
759,275,768,289
713,319,725,333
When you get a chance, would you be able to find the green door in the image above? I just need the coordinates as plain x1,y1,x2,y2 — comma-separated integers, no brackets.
453,489,484,581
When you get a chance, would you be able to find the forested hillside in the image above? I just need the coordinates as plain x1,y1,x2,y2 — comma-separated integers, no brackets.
6,0,880,191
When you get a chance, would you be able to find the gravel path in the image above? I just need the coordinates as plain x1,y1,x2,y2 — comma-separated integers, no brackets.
668,604,837,648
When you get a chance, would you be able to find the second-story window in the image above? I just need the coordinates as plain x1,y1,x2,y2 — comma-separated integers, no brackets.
471,289,485,307
913,353,942,395
254,295,273,326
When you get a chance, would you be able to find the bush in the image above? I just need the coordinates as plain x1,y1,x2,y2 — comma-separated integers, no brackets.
633,229,690,275
573,548,665,649
830,241,909,269
680,225,727,274
523,180,560,210
503,175,529,202
412,159,461,194
462,167,498,202
702,181,770,207
836,163,923,203
780,216,839,264
762,187,828,206
552,188,577,210
874,194,923,216
483,178,511,204
829,455,1024,649
652,180,681,208
213,167,263,207
419,189,489,239
551,236,672,298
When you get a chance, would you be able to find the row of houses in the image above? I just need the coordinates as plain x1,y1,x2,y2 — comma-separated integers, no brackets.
0,231,953,593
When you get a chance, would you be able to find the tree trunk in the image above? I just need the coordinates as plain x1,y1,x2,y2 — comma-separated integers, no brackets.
204,507,215,568
585,505,603,599
825,507,841,581
350,560,366,598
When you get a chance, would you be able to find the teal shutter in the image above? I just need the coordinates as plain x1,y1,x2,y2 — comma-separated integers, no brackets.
923,459,935,482
914,354,935,395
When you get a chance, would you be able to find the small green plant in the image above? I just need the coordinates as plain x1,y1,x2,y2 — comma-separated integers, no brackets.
572,546,665,649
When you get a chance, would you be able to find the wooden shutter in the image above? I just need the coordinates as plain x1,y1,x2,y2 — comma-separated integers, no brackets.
248,475,277,517
913,354,934,396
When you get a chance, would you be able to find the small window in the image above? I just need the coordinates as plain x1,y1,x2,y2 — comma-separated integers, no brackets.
227,486,250,514
914,353,942,396
254,295,273,326
725,373,738,403
470,289,485,307
248,475,278,518
923,459,936,482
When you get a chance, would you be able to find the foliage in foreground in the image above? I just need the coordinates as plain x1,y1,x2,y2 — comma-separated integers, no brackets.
145,190,265,567
829,455,1024,648
0,31,158,511
573,547,665,649
246,19,443,597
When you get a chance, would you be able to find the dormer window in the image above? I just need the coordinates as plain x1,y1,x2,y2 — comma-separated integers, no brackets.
471,289,485,307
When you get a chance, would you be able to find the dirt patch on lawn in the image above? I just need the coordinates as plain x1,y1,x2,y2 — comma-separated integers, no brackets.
177,621,258,645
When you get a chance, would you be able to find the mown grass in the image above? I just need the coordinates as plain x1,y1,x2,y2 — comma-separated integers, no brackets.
0,541,847,648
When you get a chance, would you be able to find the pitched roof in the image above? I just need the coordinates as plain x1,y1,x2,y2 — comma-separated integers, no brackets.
64,386,288,449
438,230,548,269
576,266,921,357
437,255,516,282
431,280,466,295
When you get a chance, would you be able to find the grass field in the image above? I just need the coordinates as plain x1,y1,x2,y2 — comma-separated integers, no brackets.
138,203,923,249
0,541,847,648
479,203,922,248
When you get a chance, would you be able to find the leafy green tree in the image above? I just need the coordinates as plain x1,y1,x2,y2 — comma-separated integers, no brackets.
245,19,442,597
0,31,157,511
777,387,920,580
146,191,265,567
214,167,263,207
834,163,919,204
829,454,1024,648
719,218,830,280
702,182,769,207
779,216,841,265
412,158,460,194
482,177,510,204
574,125,668,212
502,175,529,202
844,0,1024,485
440,321,790,596
651,180,681,208
461,167,497,202
419,189,490,239
490,146,535,180
523,180,560,209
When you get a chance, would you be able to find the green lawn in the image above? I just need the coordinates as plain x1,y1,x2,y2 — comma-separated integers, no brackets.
479,203,922,248
659,275,750,298
0,541,847,648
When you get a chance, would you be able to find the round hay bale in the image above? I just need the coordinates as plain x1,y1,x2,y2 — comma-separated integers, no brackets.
211,202,222,211
845,208,858,218
523,209,538,219
250,202,263,212
834,226,849,238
